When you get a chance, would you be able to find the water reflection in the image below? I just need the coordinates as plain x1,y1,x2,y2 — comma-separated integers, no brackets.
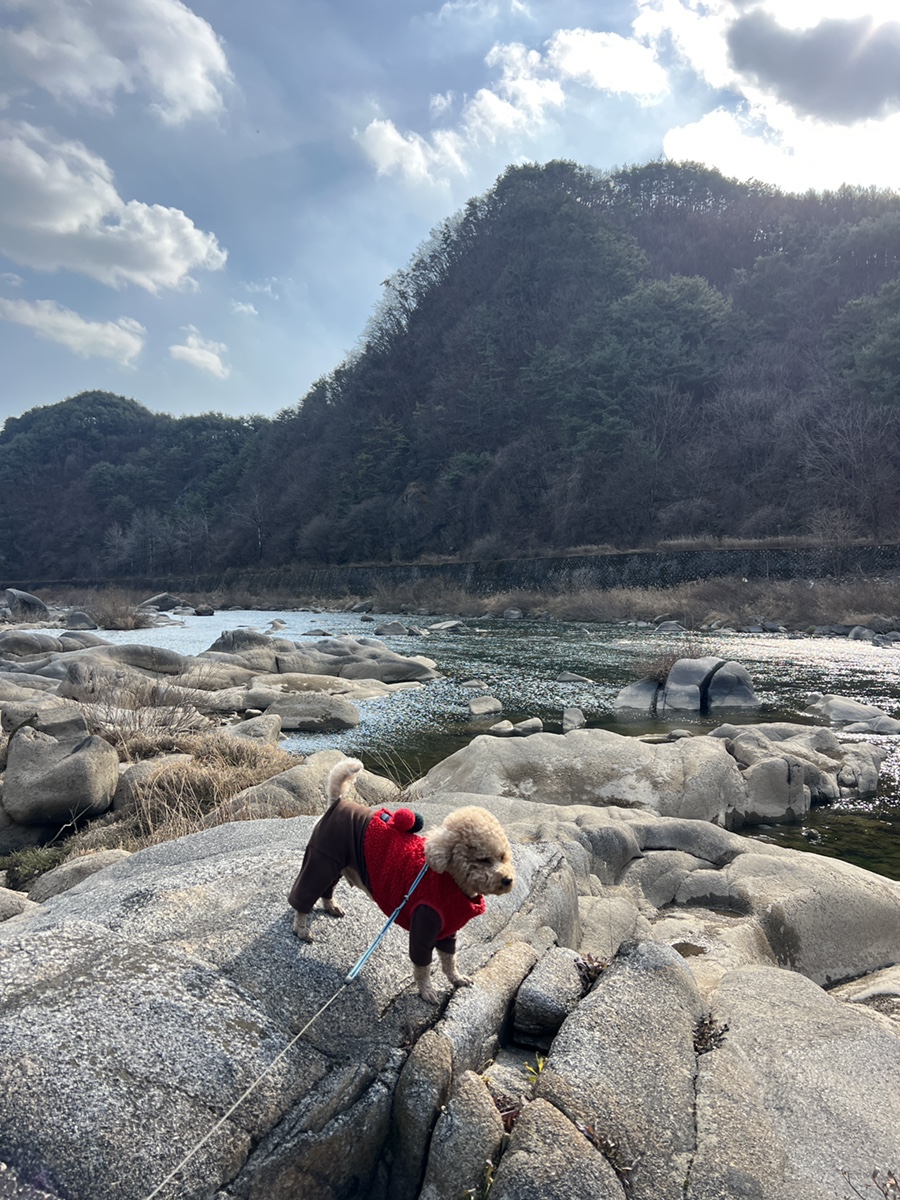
92,610,900,879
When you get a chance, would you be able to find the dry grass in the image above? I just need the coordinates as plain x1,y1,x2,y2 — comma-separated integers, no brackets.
630,636,708,684
68,588,157,630
60,732,298,857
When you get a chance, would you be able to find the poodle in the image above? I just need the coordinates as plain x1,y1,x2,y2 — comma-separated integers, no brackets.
288,757,515,1003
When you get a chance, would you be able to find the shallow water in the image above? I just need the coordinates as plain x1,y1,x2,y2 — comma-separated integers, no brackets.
90,608,900,880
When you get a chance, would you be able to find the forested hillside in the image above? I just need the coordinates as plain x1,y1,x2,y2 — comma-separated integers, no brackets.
4,159,900,580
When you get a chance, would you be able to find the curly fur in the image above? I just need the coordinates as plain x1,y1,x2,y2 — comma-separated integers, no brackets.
424,806,515,899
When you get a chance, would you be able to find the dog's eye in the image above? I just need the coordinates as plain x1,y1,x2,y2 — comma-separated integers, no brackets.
478,856,493,864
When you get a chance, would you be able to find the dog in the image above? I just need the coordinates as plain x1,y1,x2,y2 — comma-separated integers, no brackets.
288,757,515,1003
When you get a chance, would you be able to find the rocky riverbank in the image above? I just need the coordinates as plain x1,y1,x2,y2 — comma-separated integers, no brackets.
1,774,899,1200
2,589,900,1198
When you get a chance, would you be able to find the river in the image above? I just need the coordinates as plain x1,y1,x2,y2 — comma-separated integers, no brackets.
93,607,900,881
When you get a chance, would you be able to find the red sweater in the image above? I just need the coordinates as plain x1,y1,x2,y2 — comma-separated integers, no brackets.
364,807,485,941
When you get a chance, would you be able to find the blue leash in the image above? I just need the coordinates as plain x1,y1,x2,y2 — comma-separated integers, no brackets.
344,863,429,983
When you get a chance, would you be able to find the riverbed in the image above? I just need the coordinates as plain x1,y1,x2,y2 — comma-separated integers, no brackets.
93,607,900,880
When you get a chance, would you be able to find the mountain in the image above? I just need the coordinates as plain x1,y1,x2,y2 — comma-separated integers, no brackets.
4,159,900,580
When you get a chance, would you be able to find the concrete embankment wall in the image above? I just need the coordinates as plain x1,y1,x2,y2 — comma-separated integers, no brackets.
9,543,900,600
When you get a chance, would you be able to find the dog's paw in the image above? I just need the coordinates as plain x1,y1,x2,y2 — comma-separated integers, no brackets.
292,913,313,942
322,900,345,918
418,983,441,1004
451,973,474,989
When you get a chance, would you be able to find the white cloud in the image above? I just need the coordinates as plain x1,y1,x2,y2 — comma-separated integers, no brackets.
231,300,258,316
0,0,232,124
0,271,23,287
0,121,227,291
436,0,531,24
169,326,230,378
546,28,669,103
0,297,145,364
357,37,565,183
634,0,900,190
246,277,283,299
665,103,900,192
430,91,456,119
358,22,674,185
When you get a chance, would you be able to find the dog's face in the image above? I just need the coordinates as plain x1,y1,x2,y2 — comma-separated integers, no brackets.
424,807,515,899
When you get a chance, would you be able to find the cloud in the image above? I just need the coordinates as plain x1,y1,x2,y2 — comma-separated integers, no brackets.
545,28,669,103
0,297,145,364
0,121,227,290
359,25,667,184
0,271,23,287
726,12,900,124
231,300,257,316
0,0,232,124
664,103,900,192
169,326,229,378
436,0,531,25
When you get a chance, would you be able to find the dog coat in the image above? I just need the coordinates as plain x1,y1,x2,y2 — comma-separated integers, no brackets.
287,799,486,964
364,807,485,942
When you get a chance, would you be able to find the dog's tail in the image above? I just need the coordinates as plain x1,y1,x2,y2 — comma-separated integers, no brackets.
327,757,364,805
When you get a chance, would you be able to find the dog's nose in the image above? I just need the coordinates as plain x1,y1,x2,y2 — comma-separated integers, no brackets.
501,876,513,888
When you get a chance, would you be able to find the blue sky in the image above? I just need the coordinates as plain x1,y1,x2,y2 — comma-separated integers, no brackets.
2,0,900,422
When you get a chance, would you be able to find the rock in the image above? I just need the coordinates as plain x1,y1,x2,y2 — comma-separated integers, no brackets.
64,611,98,630
222,750,400,821
0,631,63,657
4,589,49,621
556,671,592,683
140,592,186,612
689,965,900,1198
418,1070,505,1200
469,695,503,717
536,941,706,1199
803,692,900,731
0,818,569,1200
562,707,586,733
221,713,283,744
513,718,543,735
655,619,686,631
113,755,194,815
429,619,466,633
408,730,746,826
194,603,215,616
1,782,899,1200
848,624,877,641
0,700,89,741
389,1031,454,1200
27,851,133,902
513,946,586,1048
2,727,119,828
488,720,516,736
613,678,661,711
503,609,524,620
578,894,653,962
490,1098,623,1200
374,621,409,635
0,887,40,922
262,693,359,732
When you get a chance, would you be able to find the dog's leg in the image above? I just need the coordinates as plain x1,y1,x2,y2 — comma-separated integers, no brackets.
437,949,473,990
292,910,313,942
412,963,441,1004
292,876,344,942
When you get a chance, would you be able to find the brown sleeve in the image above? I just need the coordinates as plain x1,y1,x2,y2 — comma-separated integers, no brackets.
408,904,448,966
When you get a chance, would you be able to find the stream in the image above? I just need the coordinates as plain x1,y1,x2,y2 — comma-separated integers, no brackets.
93,607,900,881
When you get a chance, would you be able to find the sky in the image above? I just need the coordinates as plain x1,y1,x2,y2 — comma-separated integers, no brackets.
3,0,900,424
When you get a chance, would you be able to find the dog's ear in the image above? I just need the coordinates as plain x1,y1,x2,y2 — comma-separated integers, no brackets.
424,825,455,873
